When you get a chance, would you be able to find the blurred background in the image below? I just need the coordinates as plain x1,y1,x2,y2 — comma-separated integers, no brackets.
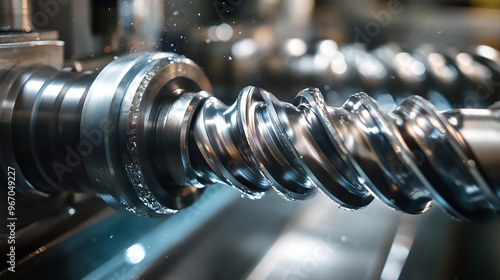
2,0,500,279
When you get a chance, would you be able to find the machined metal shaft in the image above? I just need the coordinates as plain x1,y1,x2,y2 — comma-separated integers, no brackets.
1,52,499,221
188,86,500,221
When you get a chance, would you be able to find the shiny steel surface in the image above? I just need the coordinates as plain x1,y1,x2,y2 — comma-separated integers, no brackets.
117,0,164,53
191,86,500,221
0,65,96,197
284,43,500,108
0,0,33,32
0,40,64,69
1,52,499,221
80,53,211,215
1,53,212,216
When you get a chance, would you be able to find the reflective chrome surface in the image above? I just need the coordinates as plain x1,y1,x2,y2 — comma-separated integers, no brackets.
2,52,498,221
0,53,212,216
117,0,164,53
190,85,500,221
0,65,95,197
269,42,500,108
0,0,33,32
2,1,500,278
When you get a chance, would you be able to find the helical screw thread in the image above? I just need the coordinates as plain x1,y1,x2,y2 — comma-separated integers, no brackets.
189,87,500,221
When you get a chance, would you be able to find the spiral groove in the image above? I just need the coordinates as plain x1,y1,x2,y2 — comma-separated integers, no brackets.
2,52,499,220
190,87,500,221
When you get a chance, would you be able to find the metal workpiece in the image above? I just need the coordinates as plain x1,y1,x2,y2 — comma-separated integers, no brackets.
0,0,33,32
117,0,165,53
0,64,96,197
0,2,63,70
1,52,499,221
1,53,212,216
192,86,500,221
281,43,500,108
